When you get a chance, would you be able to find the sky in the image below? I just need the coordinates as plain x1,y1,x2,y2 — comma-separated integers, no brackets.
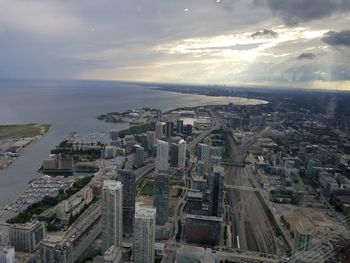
0,0,350,90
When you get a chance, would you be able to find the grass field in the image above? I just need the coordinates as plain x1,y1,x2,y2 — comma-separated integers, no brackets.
0,123,51,140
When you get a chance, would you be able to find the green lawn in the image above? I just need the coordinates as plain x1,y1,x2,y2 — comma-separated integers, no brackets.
140,181,154,196
0,123,51,140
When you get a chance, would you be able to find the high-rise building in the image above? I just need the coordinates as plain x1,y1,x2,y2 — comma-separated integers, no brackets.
147,131,156,149
165,121,174,139
197,144,210,174
156,140,169,173
102,180,123,253
154,171,170,225
169,143,179,168
134,203,156,263
110,129,119,142
155,122,164,140
0,246,15,263
178,139,186,169
133,145,144,168
184,124,192,136
40,235,73,263
8,221,45,253
176,119,184,134
208,166,224,217
117,169,135,236
156,110,162,121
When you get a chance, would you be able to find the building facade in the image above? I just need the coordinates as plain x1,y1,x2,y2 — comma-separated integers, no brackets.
154,171,170,225
156,140,169,173
102,180,123,253
134,203,156,263
178,139,187,169
8,221,45,253
117,169,135,236
0,246,15,263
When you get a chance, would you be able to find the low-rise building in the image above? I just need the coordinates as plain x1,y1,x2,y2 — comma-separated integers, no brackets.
8,221,45,253
0,246,15,263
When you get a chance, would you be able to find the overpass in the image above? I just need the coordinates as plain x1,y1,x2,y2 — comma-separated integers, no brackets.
221,161,245,167
224,184,261,192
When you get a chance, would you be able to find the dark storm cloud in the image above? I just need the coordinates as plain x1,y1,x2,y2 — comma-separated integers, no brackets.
322,30,350,47
297,53,316,60
251,29,278,38
264,0,350,25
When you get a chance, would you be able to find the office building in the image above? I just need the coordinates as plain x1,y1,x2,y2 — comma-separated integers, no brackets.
133,145,144,168
184,124,192,136
178,139,186,169
156,110,162,121
209,167,224,217
154,171,170,225
294,220,313,251
165,121,174,139
156,140,169,172
155,122,164,140
169,143,179,168
186,190,203,214
134,203,156,263
117,169,135,236
110,129,119,142
42,154,74,173
197,144,210,174
176,119,184,134
102,180,123,253
8,221,45,253
40,235,73,263
147,131,156,149
184,214,222,246
0,246,14,263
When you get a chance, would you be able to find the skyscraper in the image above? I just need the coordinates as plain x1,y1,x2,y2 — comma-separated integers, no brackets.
154,171,170,225
165,121,174,140
155,122,164,140
147,131,156,149
156,140,169,173
197,143,210,174
133,145,144,168
134,203,156,263
102,180,123,253
209,166,224,217
117,169,135,236
176,119,184,134
178,139,186,169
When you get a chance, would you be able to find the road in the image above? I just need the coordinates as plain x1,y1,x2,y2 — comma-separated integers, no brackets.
211,109,285,255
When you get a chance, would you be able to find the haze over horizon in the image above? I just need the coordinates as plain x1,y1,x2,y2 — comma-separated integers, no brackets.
1,0,350,90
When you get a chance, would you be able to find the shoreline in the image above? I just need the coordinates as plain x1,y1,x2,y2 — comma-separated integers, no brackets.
0,124,52,171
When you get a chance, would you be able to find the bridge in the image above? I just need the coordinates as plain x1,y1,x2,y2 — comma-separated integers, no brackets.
221,161,245,167
224,184,261,192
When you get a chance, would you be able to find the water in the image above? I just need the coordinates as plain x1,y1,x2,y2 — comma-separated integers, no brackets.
0,80,266,207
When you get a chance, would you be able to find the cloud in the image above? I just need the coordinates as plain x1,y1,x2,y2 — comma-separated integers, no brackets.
297,53,316,60
188,43,265,51
264,0,350,25
321,30,350,47
251,29,278,38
